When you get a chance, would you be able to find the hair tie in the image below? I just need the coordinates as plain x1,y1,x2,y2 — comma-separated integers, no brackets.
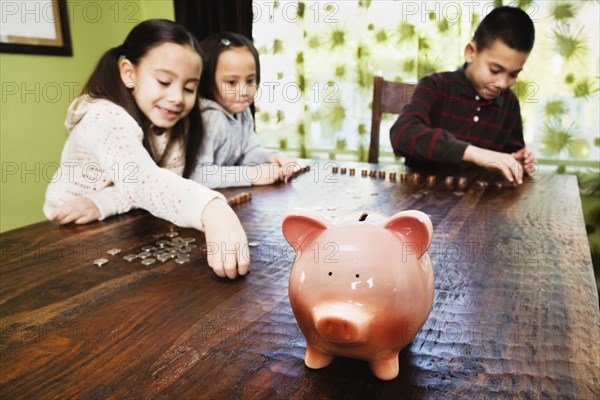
220,38,231,46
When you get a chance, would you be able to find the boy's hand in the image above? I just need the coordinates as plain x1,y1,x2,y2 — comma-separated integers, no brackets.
511,147,536,174
249,164,282,185
50,197,101,224
201,198,250,279
463,145,524,184
268,152,298,180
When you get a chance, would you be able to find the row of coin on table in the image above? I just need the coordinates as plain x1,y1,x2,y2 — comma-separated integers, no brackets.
330,165,506,191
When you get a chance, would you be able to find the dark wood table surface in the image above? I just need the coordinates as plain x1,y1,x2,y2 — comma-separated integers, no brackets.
1,161,599,400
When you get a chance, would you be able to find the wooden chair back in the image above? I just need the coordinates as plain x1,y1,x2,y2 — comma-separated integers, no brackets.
369,76,416,164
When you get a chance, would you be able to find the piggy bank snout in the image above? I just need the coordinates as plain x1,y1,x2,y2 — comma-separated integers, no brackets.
313,305,370,344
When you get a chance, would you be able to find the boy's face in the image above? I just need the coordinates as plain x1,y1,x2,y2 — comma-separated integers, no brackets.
464,39,529,100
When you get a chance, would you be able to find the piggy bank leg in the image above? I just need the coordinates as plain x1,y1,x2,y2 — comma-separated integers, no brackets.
304,345,334,369
369,354,400,380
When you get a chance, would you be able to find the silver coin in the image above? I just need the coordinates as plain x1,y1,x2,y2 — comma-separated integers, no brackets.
93,258,109,267
182,237,196,244
141,245,156,252
138,252,152,259
166,231,179,238
141,258,156,266
123,254,137,262
175,258,189,264
453,191,465,197
156,240,171,247
248,241,260,248
107,248,121,256
157,254,171,262
152,233,164,239
179,246,192,254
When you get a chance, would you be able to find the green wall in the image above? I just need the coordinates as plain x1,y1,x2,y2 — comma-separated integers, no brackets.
0,0,174,232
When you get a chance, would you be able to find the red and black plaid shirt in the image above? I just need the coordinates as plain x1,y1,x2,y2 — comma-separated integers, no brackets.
390,66,524,174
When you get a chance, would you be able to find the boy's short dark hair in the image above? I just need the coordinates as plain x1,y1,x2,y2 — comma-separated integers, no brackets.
474,6,535,53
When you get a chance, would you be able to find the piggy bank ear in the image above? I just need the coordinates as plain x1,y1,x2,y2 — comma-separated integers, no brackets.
282,209,329,249
384,210,433,258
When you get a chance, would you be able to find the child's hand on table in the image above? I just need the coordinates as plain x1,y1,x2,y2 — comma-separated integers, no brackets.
268,152,299,181
511,147,536,174
249,164,282,185
463,145,525,185
50,197,101,224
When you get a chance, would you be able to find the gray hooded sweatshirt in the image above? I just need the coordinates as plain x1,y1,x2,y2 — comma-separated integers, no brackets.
190,98,273,188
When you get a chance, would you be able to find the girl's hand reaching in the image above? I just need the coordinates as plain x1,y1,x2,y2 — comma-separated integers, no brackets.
249,164,282,185
201,198,250,279
50,197,101,225
268,152,298,181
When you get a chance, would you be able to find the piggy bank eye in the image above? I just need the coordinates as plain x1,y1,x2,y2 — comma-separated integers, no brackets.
355,274,360,278
328,272,333,276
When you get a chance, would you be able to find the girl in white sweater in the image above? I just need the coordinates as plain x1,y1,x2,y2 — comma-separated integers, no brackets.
44,19,249,279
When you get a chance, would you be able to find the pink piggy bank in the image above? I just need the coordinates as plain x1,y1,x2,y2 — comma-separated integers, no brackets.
282,209,434,380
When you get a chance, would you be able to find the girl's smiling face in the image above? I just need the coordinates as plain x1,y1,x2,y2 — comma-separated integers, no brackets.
464,39,529,100
120,42,202,128
214,47,257,114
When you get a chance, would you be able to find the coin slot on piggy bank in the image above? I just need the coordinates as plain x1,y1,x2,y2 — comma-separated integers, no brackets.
282,209,435,380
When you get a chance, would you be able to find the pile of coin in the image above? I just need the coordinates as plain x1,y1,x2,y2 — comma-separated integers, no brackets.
291,164,310,176
227,192,252,206
93,231,197,267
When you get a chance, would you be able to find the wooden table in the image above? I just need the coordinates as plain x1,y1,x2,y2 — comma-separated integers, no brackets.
1,161,599,399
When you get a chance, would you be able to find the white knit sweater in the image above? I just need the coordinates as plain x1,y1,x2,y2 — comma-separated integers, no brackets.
43,97,225,230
